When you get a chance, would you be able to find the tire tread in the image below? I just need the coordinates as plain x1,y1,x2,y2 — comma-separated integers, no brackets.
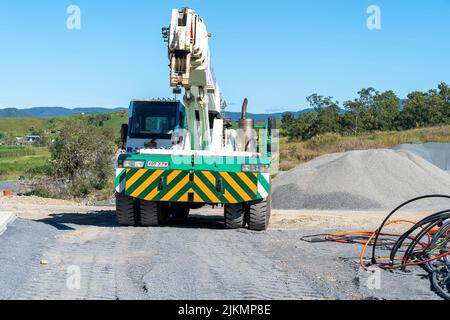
224,204,245,229
116,193,136,226
140,200,160,227
248,198,271,231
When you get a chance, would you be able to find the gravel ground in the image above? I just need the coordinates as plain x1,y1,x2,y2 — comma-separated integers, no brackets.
0,204,444,300
0,195,83,206
272,149,450,210
0,219,58,299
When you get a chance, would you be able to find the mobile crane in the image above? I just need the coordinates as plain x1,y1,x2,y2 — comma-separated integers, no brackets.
115,8,275,230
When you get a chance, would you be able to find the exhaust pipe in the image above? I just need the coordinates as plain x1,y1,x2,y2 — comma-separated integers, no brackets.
239,98,254,131
238,98,256,152
241,98,248,120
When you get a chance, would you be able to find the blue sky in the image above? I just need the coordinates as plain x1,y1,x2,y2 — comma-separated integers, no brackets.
0,1,449,113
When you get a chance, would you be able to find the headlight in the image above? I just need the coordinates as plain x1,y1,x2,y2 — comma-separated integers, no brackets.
123,160,145,168
242,164,269,173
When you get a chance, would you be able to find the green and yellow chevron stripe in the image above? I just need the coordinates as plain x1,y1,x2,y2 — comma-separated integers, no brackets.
115,168,127,193
120,169,269,204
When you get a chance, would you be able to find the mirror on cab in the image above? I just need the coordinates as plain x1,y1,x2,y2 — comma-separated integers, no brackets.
120,123,129,148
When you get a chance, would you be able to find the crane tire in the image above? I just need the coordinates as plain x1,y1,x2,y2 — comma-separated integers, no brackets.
116,193,137,226
224,203,245,229
248,198,271,231
140,201,171,227
140,200,163,227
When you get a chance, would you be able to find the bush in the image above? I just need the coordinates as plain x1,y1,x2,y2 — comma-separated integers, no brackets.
31,121,117,200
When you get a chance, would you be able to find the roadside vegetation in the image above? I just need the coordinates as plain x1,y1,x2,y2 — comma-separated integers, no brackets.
0,114,120,202
30,121,117,202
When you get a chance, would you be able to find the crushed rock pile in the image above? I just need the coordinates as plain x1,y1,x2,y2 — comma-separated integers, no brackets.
272,149,450,210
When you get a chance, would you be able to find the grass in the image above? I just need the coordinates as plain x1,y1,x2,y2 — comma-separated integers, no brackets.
280,125,450,171
0,146,51,181
0,145,37,158
0,111,128,138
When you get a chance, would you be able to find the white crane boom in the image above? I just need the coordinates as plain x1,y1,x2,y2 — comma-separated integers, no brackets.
164,8,221,151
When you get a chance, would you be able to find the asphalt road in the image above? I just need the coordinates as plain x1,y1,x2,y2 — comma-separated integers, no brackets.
0,207,443,300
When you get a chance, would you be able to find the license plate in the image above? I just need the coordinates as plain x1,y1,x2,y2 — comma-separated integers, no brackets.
148,161,169,168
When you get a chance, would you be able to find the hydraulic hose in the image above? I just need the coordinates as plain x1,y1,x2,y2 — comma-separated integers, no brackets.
319,195,450,300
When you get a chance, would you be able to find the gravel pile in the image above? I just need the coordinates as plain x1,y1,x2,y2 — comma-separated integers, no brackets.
393,143,450,173
272,149,450,210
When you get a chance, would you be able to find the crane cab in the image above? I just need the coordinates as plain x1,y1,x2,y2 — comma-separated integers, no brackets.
122,99,185,153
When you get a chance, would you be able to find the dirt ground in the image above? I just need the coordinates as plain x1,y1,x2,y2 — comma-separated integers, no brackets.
0,195,432,229
0,195,444,300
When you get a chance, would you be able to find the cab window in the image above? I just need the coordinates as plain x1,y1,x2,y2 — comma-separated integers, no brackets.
130,102,177,139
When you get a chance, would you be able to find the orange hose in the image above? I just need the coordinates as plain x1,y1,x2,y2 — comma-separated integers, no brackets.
325,219,435,271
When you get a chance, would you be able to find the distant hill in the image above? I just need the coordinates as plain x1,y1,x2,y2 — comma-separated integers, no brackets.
0,108,32,118
222,109,315,122
0,106,316,121
0,107,127,118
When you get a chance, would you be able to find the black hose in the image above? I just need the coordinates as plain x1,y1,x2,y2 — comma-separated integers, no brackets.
369,195,450,300
399,219,443,269
371,195,450,264
388,210,450,265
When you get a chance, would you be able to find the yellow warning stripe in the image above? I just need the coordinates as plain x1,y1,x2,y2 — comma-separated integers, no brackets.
202,171,216,187
144,187,160,201
220,172,252,202
177,190,187,202
223,189,238,203
160,174,190,201
194,175,220,203
236,172,257,194
125,169,147,190
167,170,182,185
178,192,188,202
130,170,164,198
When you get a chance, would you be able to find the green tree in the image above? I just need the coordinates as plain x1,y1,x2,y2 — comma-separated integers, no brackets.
281,112,294,137
50,121,116,196
344,88,400,132
344,88,377,133
372,90,400,130
294,112,318,140
306,94,341,137
438,82,450,122
398,87,447,129
281,83,448,141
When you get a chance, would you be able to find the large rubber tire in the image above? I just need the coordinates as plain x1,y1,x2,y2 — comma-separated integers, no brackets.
224,203,245,229
140,201,170,227
248,198,271,231
431,269,450,300
171,203,190,221
116,193,137,226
